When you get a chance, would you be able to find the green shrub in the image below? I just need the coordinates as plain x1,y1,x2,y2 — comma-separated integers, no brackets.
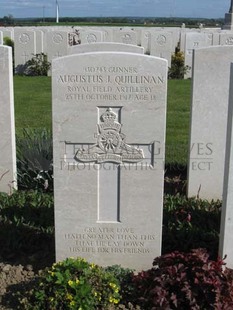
168,51,190,79
23,53,51,76
132,248,233,309
3,36,14,48
163,195,221,259
19,257,120,310
0,191,54,268
104,265,135,306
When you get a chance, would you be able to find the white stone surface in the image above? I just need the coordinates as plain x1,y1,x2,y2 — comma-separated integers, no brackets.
187,46,233,200
220,33,233,46
184,32,212,78
149,31,173,66
35,29,44,54
141,29,151,54
46,30,68,62
0,28,13,40
52,52,167,271
14,29,36,73
113,30,138,45
80,30,103,44
219,63,233,269
0,45,17,193
68,42,144,55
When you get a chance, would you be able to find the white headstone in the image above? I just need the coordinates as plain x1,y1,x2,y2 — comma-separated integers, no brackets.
219,63,233,269
220,33,233,46
184,32,212,78
14,29,36,73
80,30,103,44
46,30,68,62
141,29,151,55
0,28,13,41
35,29,44,54
0,45,17,192
113,30,138,45
68,42,144,55
52,52,167,271
187,46,233,200
149,31,173,66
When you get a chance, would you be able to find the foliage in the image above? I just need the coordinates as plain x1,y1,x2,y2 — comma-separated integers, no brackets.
19,257,120,310
163,195,221,259
16,128,53,192
23,53,51,76
132,248,233,309
0,190,54,268
168,50,190,79
2,14,14,25
104,265,135,306
3,36,14,48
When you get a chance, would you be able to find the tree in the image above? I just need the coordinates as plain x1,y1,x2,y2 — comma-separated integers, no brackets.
3,14,14,26
168,50,190,79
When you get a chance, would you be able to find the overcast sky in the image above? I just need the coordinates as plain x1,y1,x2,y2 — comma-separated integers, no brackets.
0,0,231,19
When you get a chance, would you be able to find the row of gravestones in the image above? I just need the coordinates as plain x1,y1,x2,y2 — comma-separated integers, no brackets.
3,26,233,75
1,41,233,271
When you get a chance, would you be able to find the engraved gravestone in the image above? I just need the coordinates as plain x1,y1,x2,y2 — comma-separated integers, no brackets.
184,32,212,78
14,29,36,73
113,30,137,45
52,52,167,270
79,30,103,44
46,30,68,62
149,31,173,66
0,46,17,192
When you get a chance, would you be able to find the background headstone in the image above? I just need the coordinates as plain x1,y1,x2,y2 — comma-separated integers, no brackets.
79,30,103,44
0,45,17,193
46,30,68,63
68,42,144,54
52,52,167,271
187,46,233,200
184,32,213,78
14,29,36,73
113,29,138,45
149,31,173,66
219,63,233,269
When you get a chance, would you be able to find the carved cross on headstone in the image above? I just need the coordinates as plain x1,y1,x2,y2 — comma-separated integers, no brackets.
21,51,29,64
63,107,154,223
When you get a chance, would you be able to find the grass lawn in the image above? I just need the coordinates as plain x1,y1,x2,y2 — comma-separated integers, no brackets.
14,76,52,132
13,76,192,165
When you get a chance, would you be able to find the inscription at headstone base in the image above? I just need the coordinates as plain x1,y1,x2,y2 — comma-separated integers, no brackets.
52,52,167,270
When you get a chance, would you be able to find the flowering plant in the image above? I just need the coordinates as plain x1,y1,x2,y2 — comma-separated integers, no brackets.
19,257,120,310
